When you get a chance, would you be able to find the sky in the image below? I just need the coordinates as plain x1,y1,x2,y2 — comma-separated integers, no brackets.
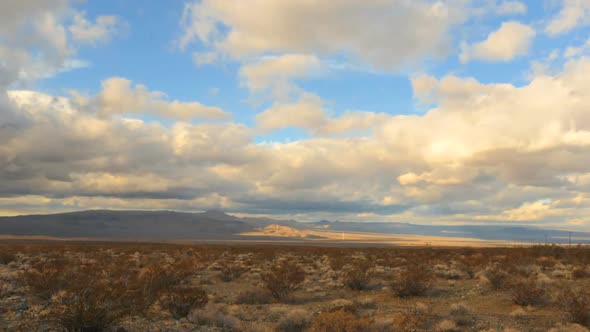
2,1,590,229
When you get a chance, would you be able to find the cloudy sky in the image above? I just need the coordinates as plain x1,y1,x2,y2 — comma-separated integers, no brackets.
2,1,590,229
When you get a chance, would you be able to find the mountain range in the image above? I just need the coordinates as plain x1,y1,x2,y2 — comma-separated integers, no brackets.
0,210,588,245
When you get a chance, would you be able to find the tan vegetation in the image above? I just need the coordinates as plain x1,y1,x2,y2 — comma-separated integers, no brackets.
0,243,589,331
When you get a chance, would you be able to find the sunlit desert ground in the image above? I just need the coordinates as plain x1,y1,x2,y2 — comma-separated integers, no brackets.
0,226,526,248
240,225,517,247
1,243,589,331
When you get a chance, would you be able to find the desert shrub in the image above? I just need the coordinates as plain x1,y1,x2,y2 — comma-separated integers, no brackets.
391,306,423,331
343,259,372,290
0,249,17,265
449,303,475,326
458,254,486,279
391,264,433,297
261,259,305,300
309,309,372,332
537,257,557,270
547,323,590,332
435,319,459,332
160,285,208,319
484,264,510,290
134,259,196,311
188,305,240,331
558,287,590,327
234,288,272,304
509,277,546,306
434,265,464,280
277,309,311,332
572,266,589,279
218,261,245,282
47,278,132,332
329,253,349,272
21,258,71,300
353,297,377,310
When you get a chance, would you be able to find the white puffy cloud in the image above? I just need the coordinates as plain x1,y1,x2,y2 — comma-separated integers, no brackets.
5,54,590,226
0,0,123,87
256,93,387,135
6,1,590,229
179,0,465,70
545,0,590,36
563,37,590,58
240,54,321,92
72,77,231,121
69,12,121,45
460,21,535,63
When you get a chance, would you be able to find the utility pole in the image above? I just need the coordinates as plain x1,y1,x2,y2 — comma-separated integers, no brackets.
545,234,548,245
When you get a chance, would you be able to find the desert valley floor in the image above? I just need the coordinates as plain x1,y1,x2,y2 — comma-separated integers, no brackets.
0,242,589,331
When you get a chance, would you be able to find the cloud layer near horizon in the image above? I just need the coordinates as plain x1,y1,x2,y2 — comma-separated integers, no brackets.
2,0,590,229
4,56,590,227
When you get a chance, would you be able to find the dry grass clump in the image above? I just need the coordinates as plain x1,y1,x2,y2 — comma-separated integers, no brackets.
391,305,425,331
449,303,475,327
435,319,459,332
309,309,372,332
21,256,71,300
133,258,198,312
277,309,311,332
218,261,245,282
261,259,305,300
547,323,590,332
572,266,589,279
483,264,510,290
457,253,486,279
343,259,372,291
0,248,17,265
189,304,240,331
328,253,349,272
558,286,590,327
47,288,129,332
234,288,273,305
509,277,546,306
391,264,433,297
159,285,208,319
537,256,557,270
44,264,138,332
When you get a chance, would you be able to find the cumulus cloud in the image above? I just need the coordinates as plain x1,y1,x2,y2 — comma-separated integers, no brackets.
72,77,231,121
179,0,465,70
256,93,387,135
5,1,590,229
460,21,536,63
69,12,121,45
0,0,123,86
5,57,590,226
240,54,321,93
563,37,590,58
545,0,590,36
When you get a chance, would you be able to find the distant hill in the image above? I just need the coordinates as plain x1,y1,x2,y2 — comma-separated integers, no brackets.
0,210,253,240
0,210,588,244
